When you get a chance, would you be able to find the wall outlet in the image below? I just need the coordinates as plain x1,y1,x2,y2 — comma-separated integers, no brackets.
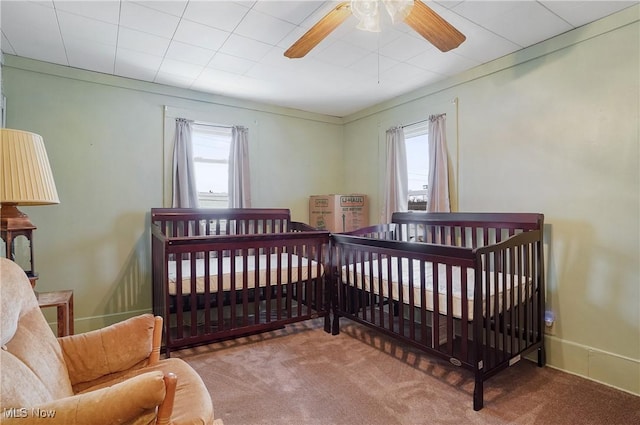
544,310,555,335
545,321,556,335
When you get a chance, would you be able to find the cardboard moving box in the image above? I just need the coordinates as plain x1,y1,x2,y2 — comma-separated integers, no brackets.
309,194,369,232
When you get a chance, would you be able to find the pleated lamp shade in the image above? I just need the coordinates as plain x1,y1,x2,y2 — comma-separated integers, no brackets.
1,129,59,206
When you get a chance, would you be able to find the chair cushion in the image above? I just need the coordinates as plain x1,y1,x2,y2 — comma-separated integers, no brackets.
0,259,74,406
1,258,37,346
59,314,156,387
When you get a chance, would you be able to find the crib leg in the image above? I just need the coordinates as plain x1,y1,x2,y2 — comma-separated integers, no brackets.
332,314,340,335
537,345,546,367
324,312,331,334
473,379,484,411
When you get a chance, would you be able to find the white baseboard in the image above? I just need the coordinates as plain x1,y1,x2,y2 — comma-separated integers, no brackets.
543,335,640,396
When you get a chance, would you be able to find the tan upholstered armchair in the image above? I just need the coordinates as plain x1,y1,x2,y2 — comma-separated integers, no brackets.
0,258,222,425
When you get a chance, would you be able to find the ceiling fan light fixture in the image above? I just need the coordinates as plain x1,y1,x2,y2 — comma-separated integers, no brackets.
351,0,381,32
382,0,414,24
283,0,465,59
356,14,381,32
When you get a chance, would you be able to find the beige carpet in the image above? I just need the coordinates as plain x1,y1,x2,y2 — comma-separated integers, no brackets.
173,318,640,425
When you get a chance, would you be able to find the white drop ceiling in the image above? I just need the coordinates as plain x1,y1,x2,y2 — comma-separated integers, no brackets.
1,0,637,117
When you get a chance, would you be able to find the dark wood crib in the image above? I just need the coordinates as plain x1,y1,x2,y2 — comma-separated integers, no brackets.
330,212,546,410
151,208,331,356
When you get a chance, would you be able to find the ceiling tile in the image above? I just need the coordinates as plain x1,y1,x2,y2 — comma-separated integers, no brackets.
314,40,370,67
433,1,465,9
233,9,296,46
348,52,400,78
1,1,67,65
65,37,116,74
173,20,230,51
234,1,257,10
53,0,121,24
379,32,436,62
57,10,118,46
343,25,406,52
540,1,636,27
132,0,188,17
208,52,255,74
117,27,171,57
165,41,215,66
381,61,434,83
119,1,181,38
158,57,205,80
192,67,241,92
218,34,273,62
252,1,325,25
435,6,521,63
182,1,249,33
452,1,572,47
115,47,163,79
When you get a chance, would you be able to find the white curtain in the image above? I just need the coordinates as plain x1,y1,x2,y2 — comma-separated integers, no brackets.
381,126,408,223
427,114,451,212
228,126,251,208
172,118,199,208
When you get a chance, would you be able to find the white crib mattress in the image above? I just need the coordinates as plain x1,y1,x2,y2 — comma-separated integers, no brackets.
341,258,532,319
168,253,323,296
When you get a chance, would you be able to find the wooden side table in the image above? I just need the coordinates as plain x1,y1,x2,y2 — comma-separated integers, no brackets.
37,290,74,337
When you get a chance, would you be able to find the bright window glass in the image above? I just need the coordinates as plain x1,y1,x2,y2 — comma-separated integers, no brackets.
404,122,429,210
192,124,232,208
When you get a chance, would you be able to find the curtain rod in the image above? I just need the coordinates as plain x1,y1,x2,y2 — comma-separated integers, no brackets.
193,121,234,129
401,113,447,129
401,118,428,128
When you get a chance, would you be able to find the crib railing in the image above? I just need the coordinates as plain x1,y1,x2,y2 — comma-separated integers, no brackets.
151,208,295,238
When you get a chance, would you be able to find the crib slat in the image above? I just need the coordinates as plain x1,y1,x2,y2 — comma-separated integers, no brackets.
419,260,428,347
446,264,454,355
190,254,198,338
460,266,468,362
407,258,415,341
265,252,272,323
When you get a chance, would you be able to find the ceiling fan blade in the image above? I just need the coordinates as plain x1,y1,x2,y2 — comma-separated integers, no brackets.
284,2,352,58
404,0,466,52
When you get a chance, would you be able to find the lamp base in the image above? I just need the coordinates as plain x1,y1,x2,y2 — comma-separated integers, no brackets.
0,203,37,231
1,203,38,289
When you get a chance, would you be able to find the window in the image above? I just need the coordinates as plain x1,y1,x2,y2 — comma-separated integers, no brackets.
192,124,232,208
404,122,429,211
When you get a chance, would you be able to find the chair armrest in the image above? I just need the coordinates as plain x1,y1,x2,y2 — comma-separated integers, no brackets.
0,371,171,425
149,316,163,366
58,314,161,386
156,373,177,425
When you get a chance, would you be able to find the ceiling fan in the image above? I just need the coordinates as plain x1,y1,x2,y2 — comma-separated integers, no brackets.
284,0,466,59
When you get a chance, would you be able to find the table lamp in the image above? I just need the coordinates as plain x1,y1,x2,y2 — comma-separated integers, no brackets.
1,128,59,287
